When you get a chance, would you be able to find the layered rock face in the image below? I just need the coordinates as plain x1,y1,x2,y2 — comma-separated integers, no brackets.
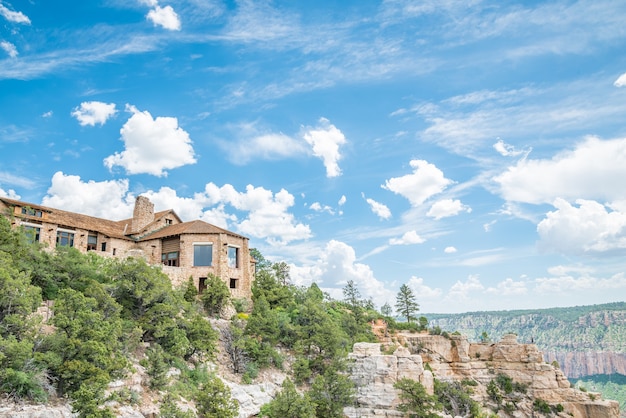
544,350,626,378
427,304,626,380
347,333,620,418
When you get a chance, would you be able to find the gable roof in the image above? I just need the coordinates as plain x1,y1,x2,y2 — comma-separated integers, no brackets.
140,219,247,241
0,197,248,242
0,197,129,239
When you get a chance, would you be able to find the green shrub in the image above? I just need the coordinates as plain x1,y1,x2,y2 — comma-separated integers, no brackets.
533,398,551,414
0,369,48,402
195,376,238,418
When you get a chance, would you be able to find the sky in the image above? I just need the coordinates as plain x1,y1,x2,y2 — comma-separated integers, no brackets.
2,0,626,314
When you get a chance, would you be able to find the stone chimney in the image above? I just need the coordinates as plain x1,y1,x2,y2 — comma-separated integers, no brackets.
131,196,154,234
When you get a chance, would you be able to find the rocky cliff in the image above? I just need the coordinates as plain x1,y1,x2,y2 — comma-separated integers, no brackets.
426,302,626,379
347,333,620,418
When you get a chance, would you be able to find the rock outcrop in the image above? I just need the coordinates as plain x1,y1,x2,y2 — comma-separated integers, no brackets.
347,333,621,418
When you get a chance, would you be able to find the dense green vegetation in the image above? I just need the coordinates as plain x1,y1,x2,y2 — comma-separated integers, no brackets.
0,215,228,416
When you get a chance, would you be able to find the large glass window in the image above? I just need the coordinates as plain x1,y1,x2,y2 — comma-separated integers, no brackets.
87,234,97,251
193,244,213,266
228,246,239,268
56,230,74,247
23,225,40,243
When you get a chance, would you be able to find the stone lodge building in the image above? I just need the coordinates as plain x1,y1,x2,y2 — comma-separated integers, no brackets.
0,196,254,298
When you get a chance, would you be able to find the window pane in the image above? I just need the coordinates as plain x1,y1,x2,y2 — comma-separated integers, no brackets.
194,244,212,266
56,231,74,247
23,226,40,243
228,247,238,268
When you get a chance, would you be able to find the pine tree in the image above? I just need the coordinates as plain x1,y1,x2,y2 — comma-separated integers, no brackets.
395,284,419,324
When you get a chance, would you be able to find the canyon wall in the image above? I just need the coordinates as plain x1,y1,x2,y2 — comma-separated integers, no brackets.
347,333,620,418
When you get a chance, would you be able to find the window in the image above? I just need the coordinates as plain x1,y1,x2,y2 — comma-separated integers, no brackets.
23,225,40,243
87,234,97,251
228,246,239,268
165,218,173,225
101,242,107,251
162,251,179,266
56,230,74,247
229,278,238,289
199,277,207,294
21,207,43,218
193,243,213,266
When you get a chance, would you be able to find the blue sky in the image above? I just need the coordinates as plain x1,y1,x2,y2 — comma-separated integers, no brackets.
2,0,626,313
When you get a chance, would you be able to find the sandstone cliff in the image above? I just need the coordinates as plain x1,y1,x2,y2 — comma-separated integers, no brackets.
426,302,626,379
347,333,620,418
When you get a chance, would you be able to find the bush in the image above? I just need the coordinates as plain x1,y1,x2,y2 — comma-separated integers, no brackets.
195,376,238,418
259,378,315,418
201,274,230,318
533,398,551,414
0,369,48,402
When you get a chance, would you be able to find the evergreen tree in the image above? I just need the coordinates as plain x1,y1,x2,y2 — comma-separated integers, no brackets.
380,302,392,317
309,365,355,418
395,284,419,324
195,376,238,418
259,378,315,418
394,378,441,418
200,274,230,318
342,280,362,310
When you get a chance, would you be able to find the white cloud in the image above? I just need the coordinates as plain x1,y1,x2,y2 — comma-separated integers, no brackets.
444,246,457,253
407,276,442,299
147,5,181,31
614,72,626,87
493,138,531,157
382,159,453,206
42,111,53,118
534,273,626,294
104,105,196,176
303,118,347,178
446,275,485,301
0,172,36,189
289,240,396,306
222,119,345,175
389,230,425,245
338,195,346,206
1,41,18,58
42,172,134,220
202,183,312,245
460,251,505,267
310,202,334,214
71,101,117,126
537,198,626,255
427,198,471,220
0,4,30,24
225,128,307,165
483,220,496,232
0,187,20,199
38,172,309,245
546,264,593,277
485,278,527,296
495,136,626,205
363,195,391,220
